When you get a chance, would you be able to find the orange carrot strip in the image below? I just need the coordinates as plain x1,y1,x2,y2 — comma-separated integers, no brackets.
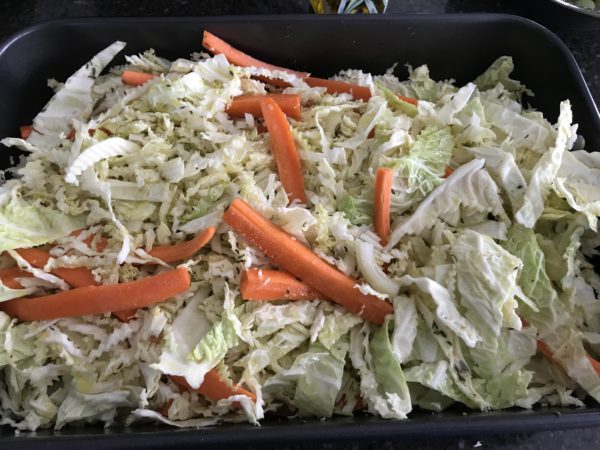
444,167,454,178
537,339,600,376
240,268,322,301
536,340,554,360
305,77,372,102
261,98,307,204
202,31,308,79
0,267,31,289
226,94,302,121
0,267,190,321
159,399,174,417
374,168,394,246
253,75,293,88
70,229,108,252
589,356,600,376
398,95,419,106
170,370,256,403
20,125,32,139
14,248,98,288
84,235,108,252
224,199,392,324
306,78,418,105
112,309,138,322
148,227,216,263
121,70,158,86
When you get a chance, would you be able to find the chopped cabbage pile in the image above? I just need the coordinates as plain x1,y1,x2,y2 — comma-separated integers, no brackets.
1,40,600,431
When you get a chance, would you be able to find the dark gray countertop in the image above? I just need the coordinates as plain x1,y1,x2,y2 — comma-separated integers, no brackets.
0,1,599,449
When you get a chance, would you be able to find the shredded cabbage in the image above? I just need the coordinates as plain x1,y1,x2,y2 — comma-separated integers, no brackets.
0,47,598,432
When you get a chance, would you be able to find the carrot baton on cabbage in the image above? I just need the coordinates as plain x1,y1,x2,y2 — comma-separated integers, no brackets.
241,268,322,301
0,266,190,321
261,97,307,204
0,267,31,289
148,227,216,263
536,339,600,376
20,125,33,139
112,228,215,322
224,199,392,324
121,70,157,86
201,31,420,106
170,371,256,403
305,77,372,102
14,248,98,288
202,31,308,79
226,94,301,120
112,309,138,322
373,167,394,246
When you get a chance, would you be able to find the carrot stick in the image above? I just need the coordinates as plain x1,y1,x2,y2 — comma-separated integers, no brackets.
121,70,158,86
398,95,418,106
148,227,216,263
306,78,419,105
202,31,308,79
253,75,293,89
71,229,108,252
240,268,322,301
0,266,190,321
588,356,600,376
112,228,214,322
20,125,32,139
112,309,138,322
305,77,372,102
261,98,307,204
170,370,256,403
14,248,98,288
537,339,600,377
536,340,554,360
0,267,31,289
224,199,392,324
226,94,301,121
373,168,394,246
444,167,454,178
159,399,174,417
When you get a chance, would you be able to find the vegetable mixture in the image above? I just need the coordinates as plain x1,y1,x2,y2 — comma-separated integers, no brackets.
1,31,600,431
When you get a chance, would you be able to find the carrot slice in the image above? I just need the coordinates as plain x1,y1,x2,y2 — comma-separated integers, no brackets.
374,168,394,246
159,399,174,417
14,248,98,288
261,98,307,204
20,125,32,139
588,355,600,376
0,267,190,321
112,309,138,322
305,77,372,102
306,78,419,105
537,339,600,376
224,199,392,324
200,32,419,108
170,370,256,403
121,70,158,86
148,227,216,263
0,267,31,289
226,94,301,121
202,31,308,79
240,268,322,301
398,95,419,106
444,167,454,178
536,340,554,360
112,228,214,322
70,229,108,252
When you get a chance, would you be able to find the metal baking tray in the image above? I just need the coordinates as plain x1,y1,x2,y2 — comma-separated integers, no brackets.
1,14,600,449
